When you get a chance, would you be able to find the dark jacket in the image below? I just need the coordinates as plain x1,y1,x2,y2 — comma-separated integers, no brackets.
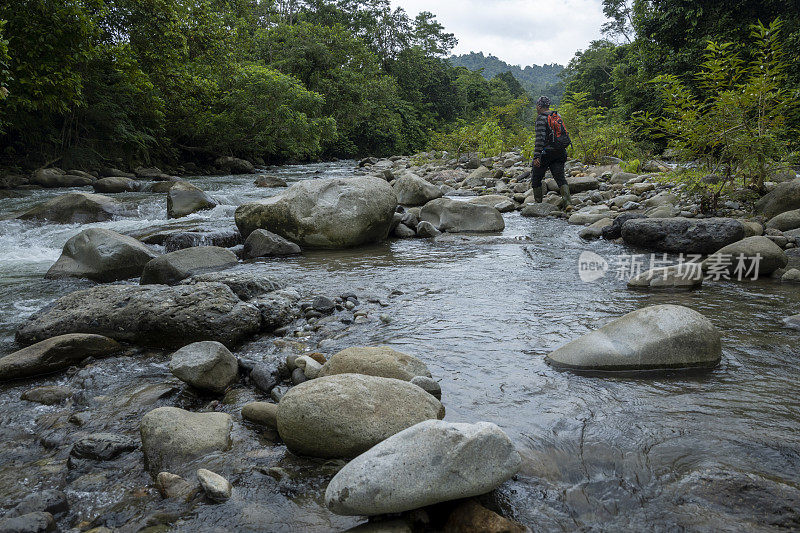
533,111,554,160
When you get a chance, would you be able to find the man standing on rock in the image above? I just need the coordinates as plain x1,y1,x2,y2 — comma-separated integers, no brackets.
530,96,572,207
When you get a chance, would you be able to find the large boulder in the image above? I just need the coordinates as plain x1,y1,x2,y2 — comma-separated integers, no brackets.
215,156,255,174
419,198,505,233
277,373,443,458
140,246,238,285
621,217,745,254
169,341,239,394
0,334,121,381
755,179,800,219
17,192,120,224
45,228,158,282
392,174,443,206
235,176,397,248
325,420,521,516
766,209,800,232
546,304,721,371
318,346,432,381
16,283,261,348
140,407,232,475
93,176,141,193
167,181,217,219
242,229,301,258
703,236,787,276
30,167,93,188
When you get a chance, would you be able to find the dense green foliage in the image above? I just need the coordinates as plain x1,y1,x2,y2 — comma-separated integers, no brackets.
450,52,564,103
0,0,524,169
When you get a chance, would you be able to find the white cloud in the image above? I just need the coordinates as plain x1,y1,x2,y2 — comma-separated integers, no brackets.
391,0,606,66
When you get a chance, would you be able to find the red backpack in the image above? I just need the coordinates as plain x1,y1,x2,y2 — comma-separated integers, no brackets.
546,111,572,150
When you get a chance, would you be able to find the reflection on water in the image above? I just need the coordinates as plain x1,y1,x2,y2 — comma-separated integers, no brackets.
0,162,799,531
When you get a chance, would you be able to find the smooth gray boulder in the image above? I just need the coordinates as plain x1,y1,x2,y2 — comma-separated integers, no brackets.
140,246,238,285
621,217,745,254
16,283,260,348
766,209,800,232
169,341,239,394
466,195,515,213
235,176,397,248
703,236,788,276
318,346,431,381
17,192,120,223
393,174,443,206
140,407,232,475
242,229,301,258
325,420,521,516
0,334,121,380
197,468,232,501
566,175,599,193
93,176,141,193
241,402,277,428
756,179,800,219
30,167,93,188
45,228,158,282
167,181,217,218
277,373,443,458
546,304,721,371
179,270,283,300
419,198,504,233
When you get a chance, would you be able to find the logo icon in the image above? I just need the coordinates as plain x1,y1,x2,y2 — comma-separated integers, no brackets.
578,251,609,282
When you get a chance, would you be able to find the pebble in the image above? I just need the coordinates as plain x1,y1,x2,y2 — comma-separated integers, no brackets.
197,468,232,502
156,472,195,500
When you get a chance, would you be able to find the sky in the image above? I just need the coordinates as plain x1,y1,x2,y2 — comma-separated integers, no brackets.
390,0,607,67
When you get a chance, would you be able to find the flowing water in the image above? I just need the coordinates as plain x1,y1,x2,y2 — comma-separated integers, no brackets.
1,162,799,531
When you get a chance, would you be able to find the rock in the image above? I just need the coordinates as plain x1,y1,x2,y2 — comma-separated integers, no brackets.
4,491,67,519
254,175,288,188
410,376,441,400
325,420,521,516
644,191,678,208
568,206,614,225
443,500,529,533
546,304,721,370
416,220,441,237
241,402,278,428
235,176,397,248
319,346,431,381
250,290,300,331
169,341,238,394
242,229,301,258
703,236,788,276
197,469,232,502
16,283,260,349
393,223,416,238
467,195,516,213
140,407,233,475
566,175,599,193
0,512,56,533
601,212,644,240
135,166,172,180
31,167,93,188
628,264,703,290
277,374,443,458
782,268,800,283
462,166,493,188
295,355,323,379
579,218,613,240
92,176,141,193
155,472,195,500
766,209,800,232
100,167,135,179
215,156,254,174
17,192,120,223
631,182,655,194
45,228,158,282
621,217,745,254
70,433,138,460
167,181,217,218
784,314,800,330
755,179,800,219
0,334,121,380
179,271,282,300
20,386,73,405
393,174,443,206
140,246,238,285
646,204,680,218
610,171,638,184
419,198,504,233
521,203,559,217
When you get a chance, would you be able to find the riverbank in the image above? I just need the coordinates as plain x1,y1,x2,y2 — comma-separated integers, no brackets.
1,157,799,531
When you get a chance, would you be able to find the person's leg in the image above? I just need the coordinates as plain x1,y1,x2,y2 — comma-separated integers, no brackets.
530,164,546,203
548,151,571,206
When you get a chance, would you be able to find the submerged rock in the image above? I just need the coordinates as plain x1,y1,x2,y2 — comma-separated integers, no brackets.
167,181,217,219
21,386,73,405
318,346,431,381
140,246,238,285
70,433,138,460
169,341,239,394
621,217,745,254
325,420,521,516
546,304,721,371
16,283,260,349
45,228,158,282
0,334,121,381
277,373,443,458
235,176,397,248
140,407,233,475
419,198,505,233
17,192,120,224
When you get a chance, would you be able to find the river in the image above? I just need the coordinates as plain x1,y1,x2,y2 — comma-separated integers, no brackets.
1,161,799,531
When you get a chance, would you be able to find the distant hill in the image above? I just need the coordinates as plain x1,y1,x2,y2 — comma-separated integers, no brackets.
449,52,564,102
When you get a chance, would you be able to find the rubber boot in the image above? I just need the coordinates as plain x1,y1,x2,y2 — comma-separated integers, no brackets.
559,184,572,207
533,186,543,203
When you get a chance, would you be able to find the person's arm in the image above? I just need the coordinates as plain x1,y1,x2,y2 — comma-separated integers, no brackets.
533,114,546,166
